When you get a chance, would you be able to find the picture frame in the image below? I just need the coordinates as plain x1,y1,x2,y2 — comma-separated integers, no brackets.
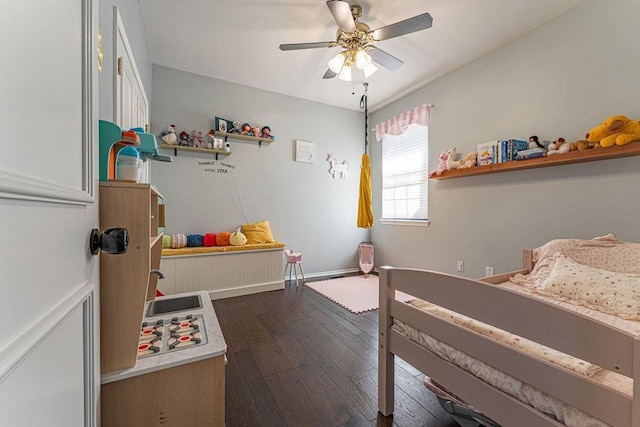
214,117,233,133
295,140,316,163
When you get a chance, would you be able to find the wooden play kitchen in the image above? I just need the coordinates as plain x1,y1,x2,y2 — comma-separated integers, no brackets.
99,181,226,426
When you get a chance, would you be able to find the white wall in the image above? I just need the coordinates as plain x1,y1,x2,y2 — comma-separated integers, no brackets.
370,0,640,278
149,65,369,275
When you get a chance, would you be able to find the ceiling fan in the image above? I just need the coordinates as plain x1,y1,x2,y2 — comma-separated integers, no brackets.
279,1,433,81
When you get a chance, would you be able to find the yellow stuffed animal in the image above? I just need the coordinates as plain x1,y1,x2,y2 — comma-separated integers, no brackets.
585,115,640,147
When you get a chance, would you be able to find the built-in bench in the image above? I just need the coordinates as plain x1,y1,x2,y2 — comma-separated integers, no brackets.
159,242,286,299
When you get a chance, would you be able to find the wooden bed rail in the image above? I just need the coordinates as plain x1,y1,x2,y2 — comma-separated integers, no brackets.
378,264,639,427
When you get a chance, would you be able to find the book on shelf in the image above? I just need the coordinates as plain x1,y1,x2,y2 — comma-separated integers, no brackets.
476,140,499,165
515,147,546,160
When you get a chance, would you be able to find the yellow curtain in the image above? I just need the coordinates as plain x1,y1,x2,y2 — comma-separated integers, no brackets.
357,153,374,229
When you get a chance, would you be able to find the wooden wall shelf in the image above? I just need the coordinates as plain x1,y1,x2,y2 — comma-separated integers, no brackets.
216,131,274,147
160,144,231,159
429,142,640,180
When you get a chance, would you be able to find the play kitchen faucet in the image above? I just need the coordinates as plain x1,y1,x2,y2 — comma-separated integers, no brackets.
149,269,164,279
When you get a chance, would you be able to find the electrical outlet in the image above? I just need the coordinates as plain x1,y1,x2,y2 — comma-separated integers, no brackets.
485,266,495,277
457,261,464,272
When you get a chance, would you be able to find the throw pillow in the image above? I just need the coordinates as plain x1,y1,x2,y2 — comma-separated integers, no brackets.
241,220,275,244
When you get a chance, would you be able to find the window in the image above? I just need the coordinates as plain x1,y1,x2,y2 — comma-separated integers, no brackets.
381,123,428,221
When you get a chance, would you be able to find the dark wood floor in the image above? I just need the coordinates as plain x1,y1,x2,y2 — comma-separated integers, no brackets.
213,279,460,427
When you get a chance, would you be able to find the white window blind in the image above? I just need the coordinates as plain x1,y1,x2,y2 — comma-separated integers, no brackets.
381,123,428,221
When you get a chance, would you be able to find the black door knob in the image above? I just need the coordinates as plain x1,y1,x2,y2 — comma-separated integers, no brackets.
90,228,129,255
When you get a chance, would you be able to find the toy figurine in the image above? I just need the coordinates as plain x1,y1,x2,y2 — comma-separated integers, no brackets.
261,125,273,139
178,131,190,146
241,123,251,135
251,126,261,137
206,129,215,149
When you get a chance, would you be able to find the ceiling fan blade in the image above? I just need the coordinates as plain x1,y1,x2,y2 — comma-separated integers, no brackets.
371,13,433,41
279,41,334,51
326,1,356,33
366,46,403,71
323,68,337,79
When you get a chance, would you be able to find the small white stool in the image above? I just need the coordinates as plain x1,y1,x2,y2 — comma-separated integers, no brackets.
283,249,305,287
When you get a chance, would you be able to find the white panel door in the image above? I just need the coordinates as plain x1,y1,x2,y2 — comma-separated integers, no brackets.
114,7,148,131
0,1,99,426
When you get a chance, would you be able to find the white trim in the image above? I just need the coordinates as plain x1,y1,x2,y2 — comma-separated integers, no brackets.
113,6,149,128
304,268,360,279
380,219,430,227
0,169,94,205
82,0,96,198
210,281,285,300
0,281,96,384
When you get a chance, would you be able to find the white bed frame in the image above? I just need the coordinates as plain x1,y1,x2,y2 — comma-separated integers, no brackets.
378,250,640,427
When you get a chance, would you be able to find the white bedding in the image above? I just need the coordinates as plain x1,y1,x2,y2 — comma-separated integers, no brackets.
391,279,640,427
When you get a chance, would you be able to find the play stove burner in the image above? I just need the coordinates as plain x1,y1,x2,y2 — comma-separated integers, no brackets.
137,314,207,359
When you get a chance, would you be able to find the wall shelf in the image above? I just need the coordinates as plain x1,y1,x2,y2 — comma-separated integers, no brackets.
216,131,274,147
429,142,640,180
160,144,231,159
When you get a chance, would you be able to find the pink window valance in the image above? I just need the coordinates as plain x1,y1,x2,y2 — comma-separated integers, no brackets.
374,103,431,142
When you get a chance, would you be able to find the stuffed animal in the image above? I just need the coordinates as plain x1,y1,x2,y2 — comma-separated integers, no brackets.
241,123,251,135
229,227,247,246
445,147,460,170
251,126,261,137
189,130,203,148
178,131,190,146
160,124,177,145
586,115,640,147
547,137,570,155
458,151,477,168
569,140,593,151
429,149,450,176
529,135,544,149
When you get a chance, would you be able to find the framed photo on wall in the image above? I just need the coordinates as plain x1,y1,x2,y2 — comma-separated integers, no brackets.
295,140,316,163
214,117,232,133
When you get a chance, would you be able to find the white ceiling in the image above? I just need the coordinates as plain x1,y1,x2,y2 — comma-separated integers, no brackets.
139,0,587,112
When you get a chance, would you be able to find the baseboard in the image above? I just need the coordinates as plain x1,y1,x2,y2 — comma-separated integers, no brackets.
304,268,361,280
209,280,285,300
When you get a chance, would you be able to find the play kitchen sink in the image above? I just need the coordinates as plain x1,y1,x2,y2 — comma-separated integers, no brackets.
146,294,202,317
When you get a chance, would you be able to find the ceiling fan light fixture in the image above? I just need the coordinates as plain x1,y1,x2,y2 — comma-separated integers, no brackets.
338,64,352,81
328,52,347,73
356,50,377,77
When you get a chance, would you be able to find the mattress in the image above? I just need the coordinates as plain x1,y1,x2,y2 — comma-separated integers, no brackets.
391,280,640,427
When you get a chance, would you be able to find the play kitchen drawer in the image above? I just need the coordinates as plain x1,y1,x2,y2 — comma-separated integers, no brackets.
100,291,226,427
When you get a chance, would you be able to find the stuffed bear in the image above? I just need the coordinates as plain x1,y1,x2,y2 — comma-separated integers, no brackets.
189,130,203,148
569,140,593,151
586,115,640,148
547,137,570,155
458,151,477,168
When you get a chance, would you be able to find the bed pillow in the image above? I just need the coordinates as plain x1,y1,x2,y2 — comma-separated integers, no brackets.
241,220,275,244
533,253,640,320
533,234,640,274
511,234,640,289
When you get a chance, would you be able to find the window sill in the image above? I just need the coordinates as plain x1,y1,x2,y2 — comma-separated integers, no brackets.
380,219,430,227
